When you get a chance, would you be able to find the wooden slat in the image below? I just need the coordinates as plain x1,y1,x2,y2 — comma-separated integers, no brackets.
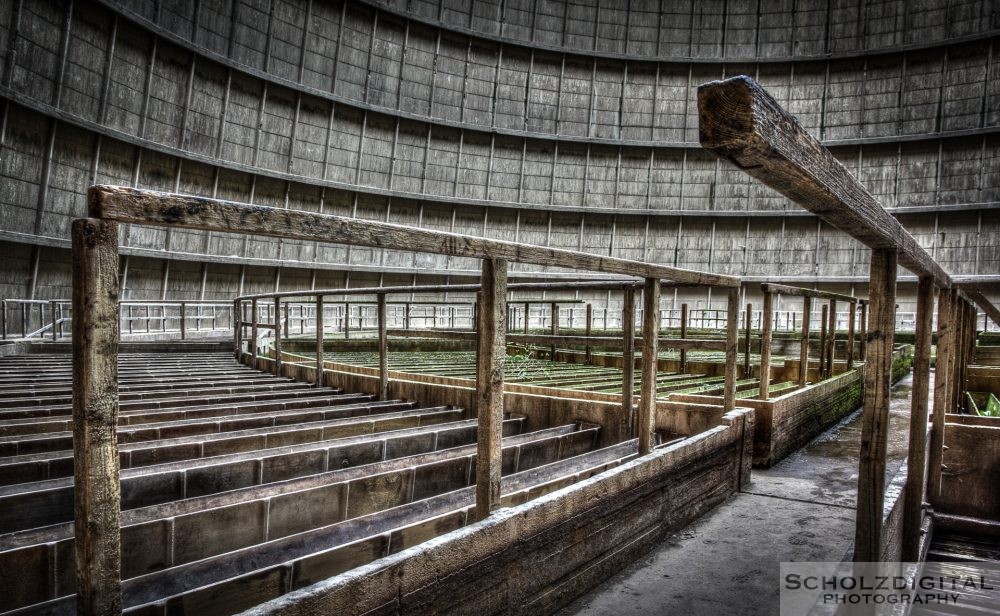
902,276,934,561
699,77,950,286
475,258,507,521
854,248,898,563
71,219,123,615
638,279,660,455
91,186,740,287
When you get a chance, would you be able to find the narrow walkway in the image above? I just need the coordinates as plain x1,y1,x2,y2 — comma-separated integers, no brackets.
559,375,919,616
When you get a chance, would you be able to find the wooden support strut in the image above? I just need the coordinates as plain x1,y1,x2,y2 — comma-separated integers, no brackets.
724,288,739,412
250,299,259,366
799,296,811,387
846,300,856,369
621,287,636,439
475,258,507,521
854,249,898,563
902,276,934,561
827,299,836,376
273,297,282,376
71,218,123,616
743,302,752,377
679,303,688,373
819,304,828,379
315,295,324,387
759,292,774,400
638,279,660,455
377,293,388,400
927,289,954,503
585,303,593,364
233,299,241,359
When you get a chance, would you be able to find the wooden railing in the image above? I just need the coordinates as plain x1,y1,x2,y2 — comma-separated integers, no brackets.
74,185,742,615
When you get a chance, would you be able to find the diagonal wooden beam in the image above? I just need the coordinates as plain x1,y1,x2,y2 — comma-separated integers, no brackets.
698,76,950,287
963,287,1000,328
89,186,740,288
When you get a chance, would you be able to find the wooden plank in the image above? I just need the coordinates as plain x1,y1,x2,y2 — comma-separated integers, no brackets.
679,303,688,373
928,288,954,502
377,293,388,400
638,279,660,455
798,296,811,387
698,77,949,286
760,282,857,303
315,295,324,387
91,186,740,287
759,292,774,400
236,281,635,302
71,218,123,615
475,258,507,521
902,276,934,561
622,288,636,439
724,288,739,412
854,248,898,563
383,329,727,350
846,300,856,369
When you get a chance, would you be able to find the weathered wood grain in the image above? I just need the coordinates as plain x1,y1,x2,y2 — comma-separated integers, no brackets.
819,304,829,378
475,258,507,521
759,292,774,400
71,218,123,616
698,76,949,286
798,296,811,387
743,303,751,377
928,289,954,502
846,300,856,369
315,295,324,387
377,293,388,400
273,297,282,376
251,299,259,365
724,288,739,411
638,279,660,455
854,249,897,563
90,186,739,287
760,283,857,303
622,287,636,440
826,300,836,377
679,303,689,373
902,276,934,561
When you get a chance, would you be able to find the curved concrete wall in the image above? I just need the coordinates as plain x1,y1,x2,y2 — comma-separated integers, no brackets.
0,0,997,312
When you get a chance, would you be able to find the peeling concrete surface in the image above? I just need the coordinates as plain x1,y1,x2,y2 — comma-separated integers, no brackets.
558,374,921,616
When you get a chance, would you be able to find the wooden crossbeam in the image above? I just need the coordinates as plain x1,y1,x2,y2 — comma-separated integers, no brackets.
961,287,1000,328
760,283,857,304
91,186,740,288
385,329,727,351
699,76,950,287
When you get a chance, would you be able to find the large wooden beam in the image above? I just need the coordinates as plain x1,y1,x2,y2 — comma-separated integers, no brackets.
90,186,740,287
961,288,1000,328
475,258,507,521
854,249,898,563
71,219,123,615
902,276,934,561
622,287,636,439
699,77,950,287
759,292,774,399
638,279,660,455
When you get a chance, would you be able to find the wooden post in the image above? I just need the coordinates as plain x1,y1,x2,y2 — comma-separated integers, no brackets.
585,303,593,364
404,302,411,330
51,300,58,340
827,299,836,375
475,258,507,521
854,249,898,563
902,276,934,561
679,303,688,373
1,300,6,339
250,299,259,366
549,301,558,360
859,302,868,361
273,297,282,376
743,302,752,377
846,300,857,369
233,299,241,359
799,296,812,386
638,279,660,455
180,302,187,340
523,301,530,334
282,302,290,337
315,296,324,387
928,289,954,502
819,304,828,379
621,288,636,439
71,218,123,615
723,287,739,412
759,292,774,399
377,293,388,400
344,302,351,339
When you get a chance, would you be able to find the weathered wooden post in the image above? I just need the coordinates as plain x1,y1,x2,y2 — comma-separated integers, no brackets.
273,296,282,376
585,303,593,364
759,291,774,399
819,304,828,379
233,299,241,359
859,301,868,361
827,299,836,375
927,289,954,502
902,276,934,561
344,302,351,339
724,288,739,412
71,218,123,615
743,302,752,377
846,300,857,369
1,300,6,339
475,258,507,521
315,295,324,387
377,293,388,400
523,301,530,334
250,299,259,367
638,279,660,455
679,303,688,373
404,302,411,330
855,249,898,563
621,287,636,439
799,296,812,386
51,300,58,340
180,302,187,340
549,301,558,360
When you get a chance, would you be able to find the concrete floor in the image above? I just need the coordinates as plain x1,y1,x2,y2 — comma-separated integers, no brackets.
558,374,920,616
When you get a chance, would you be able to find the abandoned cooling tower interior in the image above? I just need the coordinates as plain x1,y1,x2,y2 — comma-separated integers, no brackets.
2,1,1000,615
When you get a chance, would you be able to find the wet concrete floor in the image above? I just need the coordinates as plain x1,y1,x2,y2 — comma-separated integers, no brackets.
558,373,924,616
